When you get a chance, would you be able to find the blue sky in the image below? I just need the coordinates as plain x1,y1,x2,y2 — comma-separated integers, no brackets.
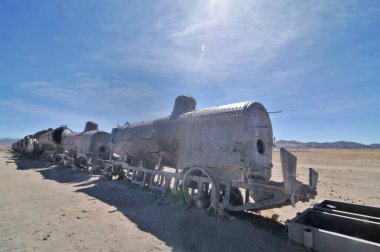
0,0,379,144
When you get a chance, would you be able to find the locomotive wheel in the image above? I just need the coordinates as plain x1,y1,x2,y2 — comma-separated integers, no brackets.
75,157,87,170
182,167,220,211
99,165,125,181
221,187,244,214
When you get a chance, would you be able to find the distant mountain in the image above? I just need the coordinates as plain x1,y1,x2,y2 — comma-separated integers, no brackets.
0,138,19,148
2,137,379,149
274,140,380,149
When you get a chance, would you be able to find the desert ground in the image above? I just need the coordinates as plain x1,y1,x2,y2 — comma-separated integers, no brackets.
0,148,379,251
266,149,380,223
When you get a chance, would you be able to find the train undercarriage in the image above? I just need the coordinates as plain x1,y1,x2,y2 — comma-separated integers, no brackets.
43,147,318,212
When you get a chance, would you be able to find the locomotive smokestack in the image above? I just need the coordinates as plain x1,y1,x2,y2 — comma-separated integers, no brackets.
171,95,196,119
84,121,98,132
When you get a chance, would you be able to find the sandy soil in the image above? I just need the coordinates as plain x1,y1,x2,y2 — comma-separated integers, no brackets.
1,149,379,251
0,149,303,252
264,149,380,223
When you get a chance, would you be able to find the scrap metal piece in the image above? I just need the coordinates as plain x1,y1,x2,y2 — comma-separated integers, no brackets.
280,148,297,195
288,200,380,252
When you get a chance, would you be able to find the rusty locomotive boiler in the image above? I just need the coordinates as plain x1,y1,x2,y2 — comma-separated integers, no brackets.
38,126,73,162
106,95,318,211
61,122,111,172
111,95,273,180
39,126,72,151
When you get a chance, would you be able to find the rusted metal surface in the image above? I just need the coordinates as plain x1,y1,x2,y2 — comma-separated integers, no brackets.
111,96,273,180
61,122,111,171
39,126,73,150
108,95,317,211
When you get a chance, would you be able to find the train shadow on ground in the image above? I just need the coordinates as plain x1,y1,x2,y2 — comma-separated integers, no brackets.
7,151,302,252
76,181,295,252
7,151,90,184
7,152,50,170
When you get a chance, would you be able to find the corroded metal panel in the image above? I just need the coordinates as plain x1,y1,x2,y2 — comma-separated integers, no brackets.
61,122,110,161
62,130,111,160
39,126,72,150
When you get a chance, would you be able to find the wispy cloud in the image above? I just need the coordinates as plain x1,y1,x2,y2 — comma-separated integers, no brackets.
17,74,159,112
84,0,379,130
89,1,327,79
7,73,171,132
0,98,58,116
0,98,82,121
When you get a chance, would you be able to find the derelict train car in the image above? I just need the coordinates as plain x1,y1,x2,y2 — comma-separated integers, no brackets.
38,126,73,162
23,128,53,157
61,122,111,173
11,140,22,152
11,140,20,152
39,126,72,151
11,136,34,155
11,128,63,159
106,95,318,212
12,122,111,173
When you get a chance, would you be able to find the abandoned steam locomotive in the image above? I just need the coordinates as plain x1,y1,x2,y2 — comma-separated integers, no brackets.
11,95,318,212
